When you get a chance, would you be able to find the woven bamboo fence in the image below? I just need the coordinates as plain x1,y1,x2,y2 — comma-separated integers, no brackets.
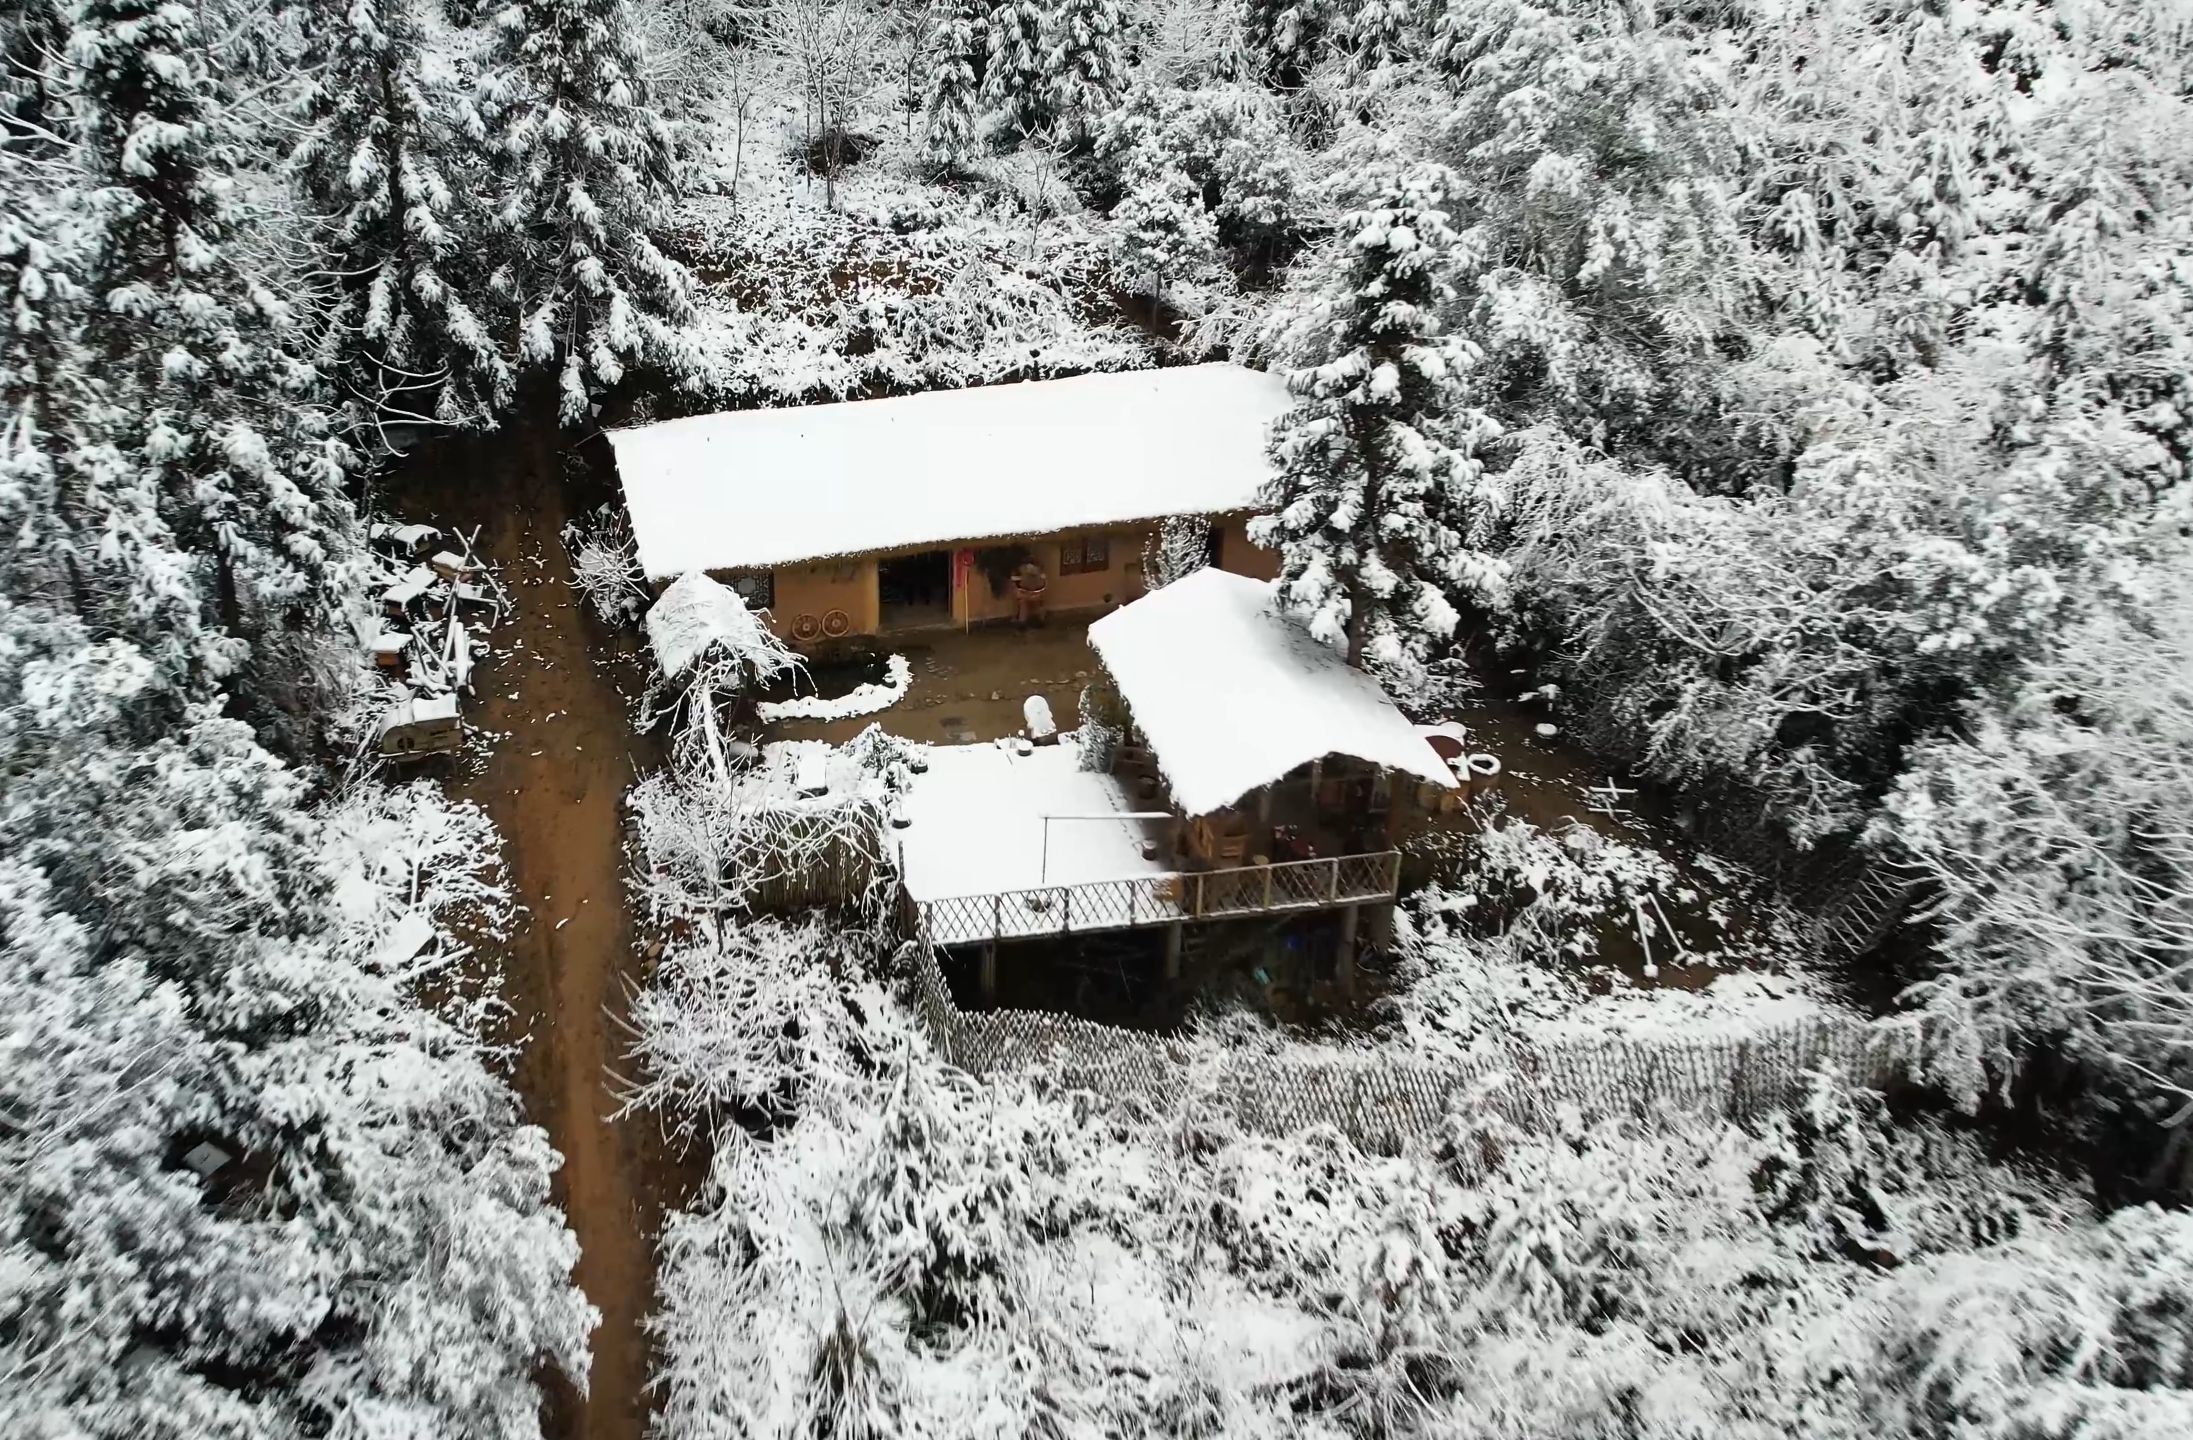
906,938,1913,1153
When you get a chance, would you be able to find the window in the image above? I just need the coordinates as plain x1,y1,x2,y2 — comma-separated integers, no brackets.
730,571,775,610
1058,534,1110,575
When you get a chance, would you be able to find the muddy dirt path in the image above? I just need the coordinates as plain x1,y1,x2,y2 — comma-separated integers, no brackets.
398,402,670,1440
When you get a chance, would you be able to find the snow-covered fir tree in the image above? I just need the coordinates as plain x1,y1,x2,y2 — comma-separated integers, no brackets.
1,4,596,1432
289,0,514,435
1250,155,1503,680
1340,0,1414,80
1044,0,1125,140
923,0,987,168
63,0,359,706
1238,0,1328,88
1106,164,1219,294
476,0,700,422
981,0,1051,141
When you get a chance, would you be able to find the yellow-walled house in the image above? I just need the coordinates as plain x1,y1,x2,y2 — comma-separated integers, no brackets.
605,365,1290,647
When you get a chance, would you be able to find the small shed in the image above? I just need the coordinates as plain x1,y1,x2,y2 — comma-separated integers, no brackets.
1086,568,1455,865
644,571,796,683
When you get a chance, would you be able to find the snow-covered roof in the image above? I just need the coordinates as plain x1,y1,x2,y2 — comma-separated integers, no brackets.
645,572,787,680
1086,568,1457,818
607,364,1293,581
898,739,1174,940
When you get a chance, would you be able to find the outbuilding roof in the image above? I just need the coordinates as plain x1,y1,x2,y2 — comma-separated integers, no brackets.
643,572,791,680
1086,567,1457,818
606,364,1293,581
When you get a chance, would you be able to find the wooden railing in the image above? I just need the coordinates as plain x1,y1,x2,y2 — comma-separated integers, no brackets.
911,850,1402,946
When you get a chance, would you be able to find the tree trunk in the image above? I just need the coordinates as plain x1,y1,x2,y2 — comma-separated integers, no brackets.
1343,395,1383,670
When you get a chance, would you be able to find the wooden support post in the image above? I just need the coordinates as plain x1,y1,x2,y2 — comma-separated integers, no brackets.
1337,903,1361,999
1164,921,1183,981
981,940,998,1004
1367,900,1395,953
1262,863,1274,910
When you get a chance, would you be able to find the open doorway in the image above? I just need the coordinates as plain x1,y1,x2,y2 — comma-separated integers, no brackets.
878,549,953,631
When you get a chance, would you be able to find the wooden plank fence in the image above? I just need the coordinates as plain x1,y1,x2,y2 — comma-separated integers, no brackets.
904,935,1915,1154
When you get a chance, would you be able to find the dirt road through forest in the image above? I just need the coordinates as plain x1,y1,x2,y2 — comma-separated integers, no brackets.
402,403,666,1440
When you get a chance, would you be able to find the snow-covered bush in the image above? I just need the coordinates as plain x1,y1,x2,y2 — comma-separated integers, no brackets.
1880,563,2193,1135
565,501,651,624
620,916,881,1140
646,1009,2192,1440
0,700,594,1436
1141,511,1212,589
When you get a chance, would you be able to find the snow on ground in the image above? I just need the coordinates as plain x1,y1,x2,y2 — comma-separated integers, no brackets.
1087,567,1457,817
609,363,1290,580
757,654,913,722
896,738,1172,925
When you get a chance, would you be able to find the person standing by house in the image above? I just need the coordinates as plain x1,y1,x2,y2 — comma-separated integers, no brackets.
1012,558,1049,627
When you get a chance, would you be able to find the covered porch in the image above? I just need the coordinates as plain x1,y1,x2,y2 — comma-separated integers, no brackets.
893,740,1404,949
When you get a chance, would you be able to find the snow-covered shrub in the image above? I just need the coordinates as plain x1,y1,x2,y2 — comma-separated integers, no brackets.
1751,1065,1907,1264
1451,816,1698,964
1880,564,2193,1133
642,574,802,779
1141,511,1212,589
565,501,650,624
647,1012,2193,1440
620,915,880,1141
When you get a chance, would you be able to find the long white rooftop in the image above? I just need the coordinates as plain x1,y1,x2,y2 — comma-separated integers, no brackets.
606,364,1293,581
1087,568,1457,818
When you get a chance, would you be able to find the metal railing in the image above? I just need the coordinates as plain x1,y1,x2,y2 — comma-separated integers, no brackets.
912,850,1402,946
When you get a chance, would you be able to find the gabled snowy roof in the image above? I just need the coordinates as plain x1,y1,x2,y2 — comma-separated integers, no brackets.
607,364,1293,581
644,572,786,679
1086,568,1457,818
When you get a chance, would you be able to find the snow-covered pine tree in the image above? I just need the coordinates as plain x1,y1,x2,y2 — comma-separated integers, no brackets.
982,0,1051,141
1238,0,1327,89
1044,0,1125,141
1340,0,1413,80
65,0,360,703
476,0,700,423
289,0,514,436
924,0,987,169
1752,1066,1907,1263
1107,165,1219,295
1142,512,1212,588
1249,156,1504,681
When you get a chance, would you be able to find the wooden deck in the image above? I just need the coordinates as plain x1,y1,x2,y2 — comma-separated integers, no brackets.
909,849,1402,946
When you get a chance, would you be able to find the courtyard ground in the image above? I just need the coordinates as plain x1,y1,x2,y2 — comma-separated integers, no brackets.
766,620,1101,745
